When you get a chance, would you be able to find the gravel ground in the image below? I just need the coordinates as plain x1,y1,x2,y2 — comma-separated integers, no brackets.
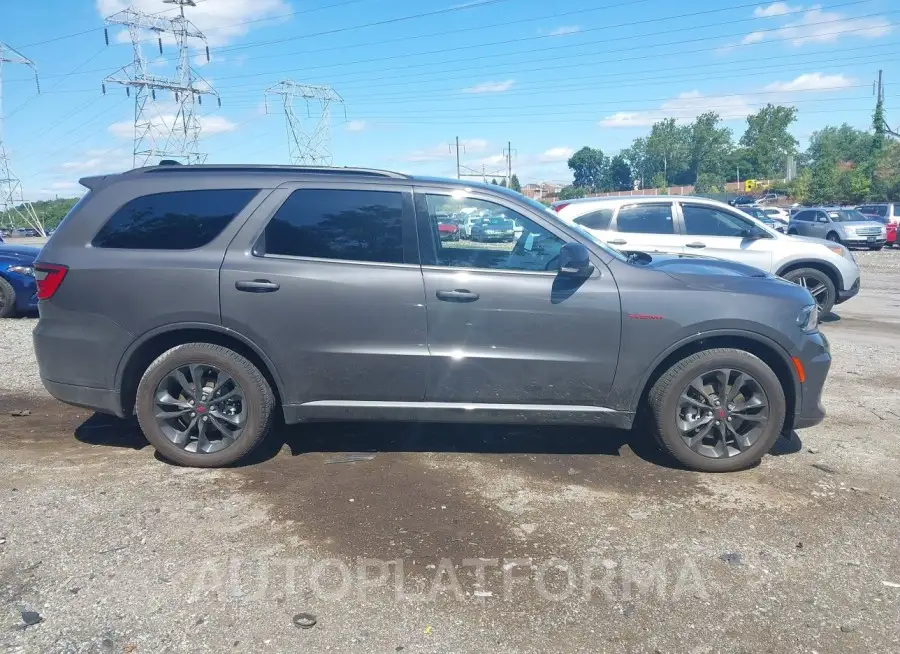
1,250,899,653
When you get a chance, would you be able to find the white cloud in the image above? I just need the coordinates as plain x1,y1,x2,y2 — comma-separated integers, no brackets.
753,2,801,18
345,120,367,132
547,25,582,36
600,91,756,128
403,138,489,162
61,149,131,174
740,6,891,47
96,0,292,46
462,80,515,94
108,114,237,140
764,72,855,92
540,147,574,162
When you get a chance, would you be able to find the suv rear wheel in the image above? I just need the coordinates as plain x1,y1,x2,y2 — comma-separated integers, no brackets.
135,343,275,467
648,348,786,472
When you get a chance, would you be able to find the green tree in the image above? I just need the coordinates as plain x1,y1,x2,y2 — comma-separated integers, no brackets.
694,173,725,194
739,104,799,179
621,137,649,188
567,146,606,189
646,118,691,184
509,174,521,192
807,124,872,169
650,172,668,193
689,112,733,183
490,178,499,185
556,185,588,201
604,154,633,191
807,160,839,205
789,167,812,204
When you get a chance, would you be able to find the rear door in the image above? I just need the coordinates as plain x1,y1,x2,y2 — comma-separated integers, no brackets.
608,202,684,254
219,182,428,407
677,202,773,272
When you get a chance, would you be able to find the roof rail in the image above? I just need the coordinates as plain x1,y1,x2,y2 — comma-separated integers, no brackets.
137,164,408,179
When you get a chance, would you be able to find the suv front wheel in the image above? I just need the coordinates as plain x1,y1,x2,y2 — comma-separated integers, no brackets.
135,343,275,467
648,348,786,472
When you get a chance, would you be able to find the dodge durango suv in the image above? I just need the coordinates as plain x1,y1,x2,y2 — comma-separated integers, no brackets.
33,165,831,473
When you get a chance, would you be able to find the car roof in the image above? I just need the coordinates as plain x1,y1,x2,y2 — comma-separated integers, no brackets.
552,194,729,207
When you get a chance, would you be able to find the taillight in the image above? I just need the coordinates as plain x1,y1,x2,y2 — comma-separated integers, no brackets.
33,263,68,300
553,202,570,213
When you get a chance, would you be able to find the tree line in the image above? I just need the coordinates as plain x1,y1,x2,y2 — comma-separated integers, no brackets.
1,197,80,232
560,101,900,205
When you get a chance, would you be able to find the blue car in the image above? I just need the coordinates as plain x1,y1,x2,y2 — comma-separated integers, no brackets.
0,244,41,318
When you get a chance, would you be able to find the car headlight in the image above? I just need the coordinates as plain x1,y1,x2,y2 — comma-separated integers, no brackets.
7,265,34,277
843,227,857,236
825,243,854,261
798,304,819,333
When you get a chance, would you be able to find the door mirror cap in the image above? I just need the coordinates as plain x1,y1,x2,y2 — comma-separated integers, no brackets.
741,227,766,240
558,242,594,276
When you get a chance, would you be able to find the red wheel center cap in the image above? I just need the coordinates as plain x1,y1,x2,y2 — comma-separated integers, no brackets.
196,405,207,414
716,408,727,419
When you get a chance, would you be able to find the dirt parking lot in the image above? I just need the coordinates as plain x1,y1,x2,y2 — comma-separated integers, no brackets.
1,251,899,653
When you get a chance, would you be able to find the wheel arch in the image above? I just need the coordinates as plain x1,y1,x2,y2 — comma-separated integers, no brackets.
115,323,286,417
775,259,843,292
632,331,799,433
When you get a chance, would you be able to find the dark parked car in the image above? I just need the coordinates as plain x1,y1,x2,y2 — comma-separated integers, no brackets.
729,196,757,207
739,206,787,233
0,244,40,318
34,164,830,473
470,215,516,242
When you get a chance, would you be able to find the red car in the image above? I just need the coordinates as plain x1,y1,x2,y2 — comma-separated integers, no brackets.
857,209,897,246
437,221,460,241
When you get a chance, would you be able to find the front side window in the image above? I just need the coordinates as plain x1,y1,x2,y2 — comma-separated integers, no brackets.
262,189,404,263
615,203,674,234
93,189,259,249
683,204,753,237
422,194,565,272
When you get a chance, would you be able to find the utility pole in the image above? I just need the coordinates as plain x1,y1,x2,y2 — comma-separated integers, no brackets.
265,81,344,166
875,69,900,139
0,42,44,235
503,141,516,186
448,136,465,179
102,0,220,167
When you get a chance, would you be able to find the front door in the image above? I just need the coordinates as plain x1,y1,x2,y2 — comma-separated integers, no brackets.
220,183,428,407
677,202,774,272
414,189,622,406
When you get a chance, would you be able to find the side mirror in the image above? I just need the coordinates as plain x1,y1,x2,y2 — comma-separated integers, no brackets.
741,227,765,240
558,242,594,276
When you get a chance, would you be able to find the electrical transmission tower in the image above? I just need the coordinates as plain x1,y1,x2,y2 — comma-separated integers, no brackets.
0,42,44,234
102,0,219,167
265,81,345,166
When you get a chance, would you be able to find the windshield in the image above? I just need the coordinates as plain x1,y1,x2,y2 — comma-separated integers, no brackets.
826,210,869,222
486,217,512,226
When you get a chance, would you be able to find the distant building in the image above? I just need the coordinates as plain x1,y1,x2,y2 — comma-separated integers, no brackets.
522,182,564,202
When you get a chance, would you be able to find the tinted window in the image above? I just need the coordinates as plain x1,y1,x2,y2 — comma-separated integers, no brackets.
793,211,813,222
422,194,565,272
93,189,258,249
870,205,888,217
615,204,674,234
263,189,404,263
574,208,613,230
683,205,753,237
826,209,867,222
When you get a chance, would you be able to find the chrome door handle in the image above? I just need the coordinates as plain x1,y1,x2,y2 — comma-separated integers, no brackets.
686,242,707,249
608,239,627,245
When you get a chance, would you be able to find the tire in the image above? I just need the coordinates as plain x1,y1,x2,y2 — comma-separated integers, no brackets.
787,229,798,236
648,348,786,472
826,232,840,243
135,343,275,467
0,277,17,319
780,267,836,315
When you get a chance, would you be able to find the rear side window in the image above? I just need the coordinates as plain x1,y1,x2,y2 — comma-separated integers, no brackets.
93,189,258,250
615,203,674,234
793,210,812,221
262,189,404,263
573,208,613,230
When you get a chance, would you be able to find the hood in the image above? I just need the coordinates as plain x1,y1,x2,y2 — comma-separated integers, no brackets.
0,245,40,264
833,220,885,230
637,252,772,278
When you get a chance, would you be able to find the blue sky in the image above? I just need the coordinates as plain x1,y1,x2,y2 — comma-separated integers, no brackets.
2,0,899,199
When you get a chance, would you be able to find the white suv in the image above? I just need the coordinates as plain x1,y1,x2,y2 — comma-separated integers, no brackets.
552,195,861,314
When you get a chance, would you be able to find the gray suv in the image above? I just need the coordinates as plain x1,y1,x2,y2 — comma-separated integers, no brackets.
788,207,887,249
33,165,831,472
